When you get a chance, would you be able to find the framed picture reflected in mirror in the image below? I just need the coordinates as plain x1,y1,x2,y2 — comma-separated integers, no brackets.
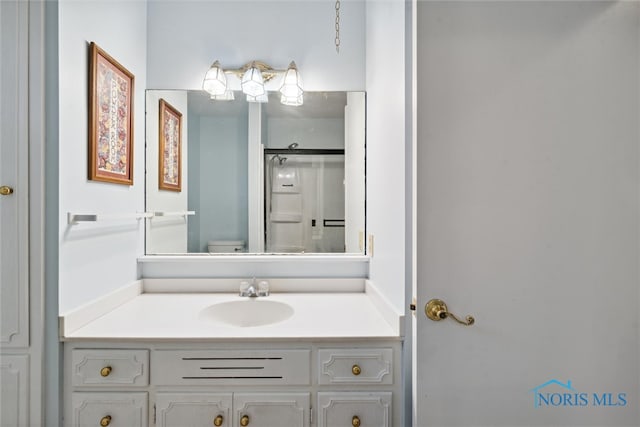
158,99,182,192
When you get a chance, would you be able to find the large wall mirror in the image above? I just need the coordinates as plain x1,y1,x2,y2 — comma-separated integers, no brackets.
145,90,366,255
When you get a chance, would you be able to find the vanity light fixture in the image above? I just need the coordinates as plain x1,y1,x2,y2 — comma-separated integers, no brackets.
281,93,304,107
279,61,304,106
210,90,235,101
241,61,266,96
246,93,269,103
202,60,227,96
203,60,304,106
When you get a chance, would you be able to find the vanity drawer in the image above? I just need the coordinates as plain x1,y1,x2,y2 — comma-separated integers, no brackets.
71,349,149,387
152,349,311,386
71,392,148,427
317,392,392,427
317,348,393,385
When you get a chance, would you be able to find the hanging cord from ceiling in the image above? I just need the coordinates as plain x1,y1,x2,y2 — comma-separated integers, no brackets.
335,0,341,53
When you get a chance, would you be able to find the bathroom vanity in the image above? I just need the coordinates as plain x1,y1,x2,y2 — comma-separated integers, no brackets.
60,279,403,427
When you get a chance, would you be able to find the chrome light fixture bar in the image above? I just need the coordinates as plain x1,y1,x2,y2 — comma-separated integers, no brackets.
202,60,303,106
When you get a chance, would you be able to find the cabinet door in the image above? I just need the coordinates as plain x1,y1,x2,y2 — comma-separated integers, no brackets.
71,392,147,427
234,393,309,427
0,0,29,350
317,392,392,427
0,355,29,426
156,393,232,427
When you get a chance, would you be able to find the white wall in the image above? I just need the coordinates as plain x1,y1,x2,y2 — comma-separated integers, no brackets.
366,0,406,312
58,0,147,313
267,118,344,149
345,93,366,253
146,0,365,91
145,90,189,254
196,115,249,251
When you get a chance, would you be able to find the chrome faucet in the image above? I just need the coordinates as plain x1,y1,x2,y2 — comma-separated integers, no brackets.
239,278,269,297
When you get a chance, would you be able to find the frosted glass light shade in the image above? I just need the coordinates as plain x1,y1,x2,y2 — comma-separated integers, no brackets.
280,93,303,107
241,63,265,96
279,61,303,98
247,93,269,103
210,90,235,101
202,60,227,96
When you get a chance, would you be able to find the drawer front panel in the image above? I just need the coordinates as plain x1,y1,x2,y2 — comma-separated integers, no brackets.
234,393,310,427
318,348,392,385
317,392,392,427
71,392,147,427
155,393,232,427
72,349,149,387
152,349,311,386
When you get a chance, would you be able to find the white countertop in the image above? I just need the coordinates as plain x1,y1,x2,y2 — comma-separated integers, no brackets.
61,286,403,341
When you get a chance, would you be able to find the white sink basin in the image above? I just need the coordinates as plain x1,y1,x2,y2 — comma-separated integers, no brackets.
198,299,295,327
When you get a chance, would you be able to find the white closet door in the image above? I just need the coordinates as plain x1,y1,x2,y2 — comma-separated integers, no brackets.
0,0,29,350
0,1,32,426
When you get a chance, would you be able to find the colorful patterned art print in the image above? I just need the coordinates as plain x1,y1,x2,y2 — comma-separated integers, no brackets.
88,42,135,185
158,99,182,191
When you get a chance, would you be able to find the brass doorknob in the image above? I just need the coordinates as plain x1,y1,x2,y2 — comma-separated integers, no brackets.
213,414,224,426
100,415,112,426
351,364,361,376
425,299,475,326
352,415,361,427
100,366,112,377
0,186,14,196
240,415,250,426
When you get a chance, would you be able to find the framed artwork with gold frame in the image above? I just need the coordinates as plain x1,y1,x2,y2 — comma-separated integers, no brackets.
158,99,182,192
88,41,135,185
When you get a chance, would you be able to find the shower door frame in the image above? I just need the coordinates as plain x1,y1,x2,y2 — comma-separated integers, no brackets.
263,149,346,253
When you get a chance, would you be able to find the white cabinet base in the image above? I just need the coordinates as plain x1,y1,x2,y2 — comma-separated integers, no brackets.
64,341,401,427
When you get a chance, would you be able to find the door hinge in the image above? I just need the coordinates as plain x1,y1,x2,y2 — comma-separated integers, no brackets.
153,404,156,424
310,407,313,424
410,297,417,314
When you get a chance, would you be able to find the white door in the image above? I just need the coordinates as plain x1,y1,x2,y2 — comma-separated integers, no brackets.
0,1,31,425
414,2,639,426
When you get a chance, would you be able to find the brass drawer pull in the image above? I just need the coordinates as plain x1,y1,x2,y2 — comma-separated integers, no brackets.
100,366,112,377
352,415,361,427
100,415,112,426
213,414,224,426
351,364,361,376
240,415,250,426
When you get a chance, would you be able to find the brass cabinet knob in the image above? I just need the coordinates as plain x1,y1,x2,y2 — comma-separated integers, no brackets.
352,415,361,427
213,414,224,426
100,366,112,377
351,364,361,376
425,298,475,326
240,415,250,426
100,415,112,426
0,186,14,196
